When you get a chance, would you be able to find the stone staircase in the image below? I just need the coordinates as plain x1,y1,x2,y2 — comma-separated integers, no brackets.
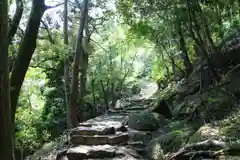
60,113,145,160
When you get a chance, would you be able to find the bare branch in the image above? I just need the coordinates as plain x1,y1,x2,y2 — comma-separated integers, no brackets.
40,20,55,44
45,2,64,10
90,38,108,52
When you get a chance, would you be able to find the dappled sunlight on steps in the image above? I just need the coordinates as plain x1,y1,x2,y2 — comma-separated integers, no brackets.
58,112,145,160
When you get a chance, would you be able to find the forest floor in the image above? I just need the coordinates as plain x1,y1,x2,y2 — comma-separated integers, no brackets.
27,72,240,160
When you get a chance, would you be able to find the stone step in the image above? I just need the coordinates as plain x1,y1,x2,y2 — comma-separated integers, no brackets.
73,120,128,134
70,132,129,145
66,145,143,160
71,126,116,136
113,106,148,111
66,145,124,160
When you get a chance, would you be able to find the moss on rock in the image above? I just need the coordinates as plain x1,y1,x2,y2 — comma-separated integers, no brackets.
128,111,169,131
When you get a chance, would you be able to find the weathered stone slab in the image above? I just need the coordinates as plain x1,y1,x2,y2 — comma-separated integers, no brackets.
70,132,129,145
71,126,116,136
66,145,123,160
66,145,143,160
108,132,129,144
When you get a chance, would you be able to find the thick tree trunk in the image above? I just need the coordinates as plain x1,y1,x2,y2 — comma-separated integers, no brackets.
0,1,15,159
8,0,23,44
10,0,46,123
78,52,88,120
78,16,90,121
68,0,89,128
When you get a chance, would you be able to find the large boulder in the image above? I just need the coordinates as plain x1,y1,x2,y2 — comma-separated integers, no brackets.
172,94,202,119
150,74,200,119
151,99,173,119
128,111,169,131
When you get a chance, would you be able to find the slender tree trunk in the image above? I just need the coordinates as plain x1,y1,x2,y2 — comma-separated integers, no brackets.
160,42,184,74
161,52,170,77
68,0,89,128
63,0,70,108
186,0,219,82
10,0,46,123
176,19,193,75
91,75,96,105
8,0,23,45
215,4,224,40
194,0,216,51
100,80,109,110
171,60,176,75
0,0,14,159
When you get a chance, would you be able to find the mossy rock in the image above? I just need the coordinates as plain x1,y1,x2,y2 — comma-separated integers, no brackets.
147,127,193,154
151,120,187,138
188,124,224,143
128,111,169,131
201,89,235,122
219,110,240,141
172,94,201,119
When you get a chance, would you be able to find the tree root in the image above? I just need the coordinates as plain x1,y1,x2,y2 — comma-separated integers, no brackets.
166,139,240,160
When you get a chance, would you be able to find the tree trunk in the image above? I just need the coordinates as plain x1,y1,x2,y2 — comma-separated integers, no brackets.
10,0,46,123
100,80,109,110
161,42,184,74
111,82,118,107
186,0,219,82
215,4,224,40
78,13,90,121
160,51,170,77
8,0,23,45
194,0,216,51
0,0,15,159
78,52,88,120
176,19,193,75
172,60,176,75
91,75,96,105
63,0,69,108
68,0,89,128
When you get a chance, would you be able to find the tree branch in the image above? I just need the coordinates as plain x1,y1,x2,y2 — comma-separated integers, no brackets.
40,20,55,44
45,2,64,10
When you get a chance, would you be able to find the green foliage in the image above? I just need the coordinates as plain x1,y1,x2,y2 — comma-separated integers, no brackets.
15,107,48,153
11,0,240,158
15,67,47,153
130,21,153,37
